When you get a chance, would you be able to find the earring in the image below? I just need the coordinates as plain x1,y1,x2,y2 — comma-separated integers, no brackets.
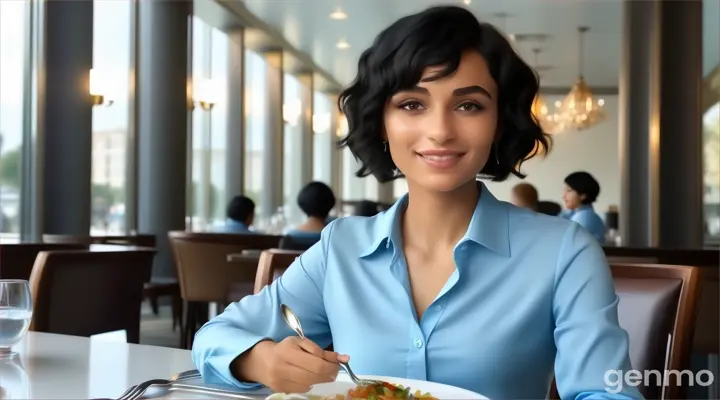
494,146,500,165
384,141,388,152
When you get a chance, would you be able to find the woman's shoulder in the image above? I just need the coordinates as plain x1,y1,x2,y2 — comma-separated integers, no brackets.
505,203,602,256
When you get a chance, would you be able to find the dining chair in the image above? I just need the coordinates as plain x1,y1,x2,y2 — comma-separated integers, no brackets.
167,231,283,349
548,263,702,400
252,249,303,294
28,248,156,344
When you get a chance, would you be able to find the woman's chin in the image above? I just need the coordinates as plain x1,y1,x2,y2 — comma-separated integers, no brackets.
409,175,477,194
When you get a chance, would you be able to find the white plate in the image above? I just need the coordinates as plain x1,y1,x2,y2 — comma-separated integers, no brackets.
266,374,488,400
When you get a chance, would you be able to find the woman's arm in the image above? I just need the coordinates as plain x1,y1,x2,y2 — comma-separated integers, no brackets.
191,221,337,388
552,223,643,400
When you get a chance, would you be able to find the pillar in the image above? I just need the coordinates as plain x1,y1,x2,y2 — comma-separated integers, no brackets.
136,0,191,277
299,73,314,185
259,51,283,220
619,0,704,248
42,0,93,235
225,30,244,201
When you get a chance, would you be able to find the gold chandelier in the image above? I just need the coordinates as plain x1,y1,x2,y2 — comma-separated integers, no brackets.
555,26,605,131
530,48,563,135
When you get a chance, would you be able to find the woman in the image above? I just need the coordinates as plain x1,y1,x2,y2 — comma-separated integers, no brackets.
281,181,336,249
192,6,638,400
561,171,606,244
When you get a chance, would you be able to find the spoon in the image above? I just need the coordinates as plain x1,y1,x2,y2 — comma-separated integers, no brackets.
280,304,385,387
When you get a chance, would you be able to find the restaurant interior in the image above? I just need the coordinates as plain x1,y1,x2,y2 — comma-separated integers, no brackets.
0,0,719,398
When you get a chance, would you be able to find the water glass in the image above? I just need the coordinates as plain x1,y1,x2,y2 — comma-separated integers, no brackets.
0,280,33,358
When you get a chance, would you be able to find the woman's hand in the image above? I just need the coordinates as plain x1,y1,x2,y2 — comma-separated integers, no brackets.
235,337,350,394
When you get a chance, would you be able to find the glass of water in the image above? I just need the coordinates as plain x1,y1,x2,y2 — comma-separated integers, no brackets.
0,280,33,358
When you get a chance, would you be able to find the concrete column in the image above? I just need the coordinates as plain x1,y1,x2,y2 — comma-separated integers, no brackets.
299,73,314,185
259,51,283,220
41,0,94,234
225,30,244,201
619,0,704,248
136,0,191,277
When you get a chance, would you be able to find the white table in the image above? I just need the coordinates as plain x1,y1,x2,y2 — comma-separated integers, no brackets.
0,332,268,399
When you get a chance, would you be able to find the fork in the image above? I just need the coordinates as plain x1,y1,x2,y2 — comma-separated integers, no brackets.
106,369,199,400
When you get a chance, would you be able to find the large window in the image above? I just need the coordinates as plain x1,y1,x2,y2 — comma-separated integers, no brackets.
703,103,719,239
243,50,268,214
90,0,131,235
0,1,28,239
189,16,229,231
312,92,333,186
283,73,304,225
703,0,719,242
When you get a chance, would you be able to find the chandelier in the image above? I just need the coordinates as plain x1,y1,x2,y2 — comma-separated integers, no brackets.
555,26,605,131
530,48,563,135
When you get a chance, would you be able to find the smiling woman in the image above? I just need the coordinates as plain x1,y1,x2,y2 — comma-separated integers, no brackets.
192,6,641,400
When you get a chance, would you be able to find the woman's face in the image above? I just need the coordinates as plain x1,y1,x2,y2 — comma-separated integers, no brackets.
383,50,499,193
562,184,585,210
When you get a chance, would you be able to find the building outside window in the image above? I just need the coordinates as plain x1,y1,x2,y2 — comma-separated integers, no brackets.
90,0,131,235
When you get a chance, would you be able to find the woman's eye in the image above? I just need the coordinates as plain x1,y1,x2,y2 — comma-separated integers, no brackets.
457,102,482,112
399,101,424,111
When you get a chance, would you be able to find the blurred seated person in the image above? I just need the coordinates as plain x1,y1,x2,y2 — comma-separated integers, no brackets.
220,195,255,234
354,200,379,217
561,171,605,244
510,183,538,211
284,182,336,247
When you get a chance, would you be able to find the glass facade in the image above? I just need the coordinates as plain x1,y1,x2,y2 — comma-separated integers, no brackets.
243,50,267,214
90,0,131,235
0,1,28,239
189,16,230,231
282,73,304,225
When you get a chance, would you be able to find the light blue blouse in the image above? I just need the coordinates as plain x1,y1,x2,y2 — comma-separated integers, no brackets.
192,182,641,400
561,205,606,244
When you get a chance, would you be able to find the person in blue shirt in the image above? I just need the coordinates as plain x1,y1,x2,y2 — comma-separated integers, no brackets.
193,6,640,400
219,195,256,234
561,172,607,244
282,182,336,248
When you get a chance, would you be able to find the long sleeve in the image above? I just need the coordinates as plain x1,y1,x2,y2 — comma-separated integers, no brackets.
552,223,643,400
191,221,337,388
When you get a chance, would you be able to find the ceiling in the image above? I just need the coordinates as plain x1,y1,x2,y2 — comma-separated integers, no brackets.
239,0,719,91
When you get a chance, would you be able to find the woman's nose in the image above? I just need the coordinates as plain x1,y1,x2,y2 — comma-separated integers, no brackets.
425,109,456,144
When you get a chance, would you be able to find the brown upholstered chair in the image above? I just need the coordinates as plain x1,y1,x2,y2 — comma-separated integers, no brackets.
549,263,702,400
0,243,87,280
167,231,282,349
252,249,302,294
28,248,156,344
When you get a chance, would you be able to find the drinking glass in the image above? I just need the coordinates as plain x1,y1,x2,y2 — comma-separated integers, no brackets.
0,280,33,358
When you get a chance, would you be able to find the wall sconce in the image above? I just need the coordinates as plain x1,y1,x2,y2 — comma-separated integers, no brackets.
89,69,113,107
337,113,349,137
312,112,331,134
193,78,220,111
283,98,301,126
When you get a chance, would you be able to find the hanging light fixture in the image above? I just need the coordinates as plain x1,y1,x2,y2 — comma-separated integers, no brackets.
530,48,563,135
555,26,605,131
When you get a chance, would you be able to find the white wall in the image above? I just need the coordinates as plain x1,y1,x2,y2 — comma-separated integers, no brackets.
486,95,620,215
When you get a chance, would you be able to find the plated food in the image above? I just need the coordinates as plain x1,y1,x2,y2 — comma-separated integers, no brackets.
266,382,437,400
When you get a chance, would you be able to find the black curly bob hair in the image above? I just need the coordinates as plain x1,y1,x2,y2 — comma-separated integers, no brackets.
337,5,550,183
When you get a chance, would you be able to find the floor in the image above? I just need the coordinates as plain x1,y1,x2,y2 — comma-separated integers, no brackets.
139,303,181,348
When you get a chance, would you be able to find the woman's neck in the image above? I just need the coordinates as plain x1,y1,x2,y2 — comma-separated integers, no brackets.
402,180,480,251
